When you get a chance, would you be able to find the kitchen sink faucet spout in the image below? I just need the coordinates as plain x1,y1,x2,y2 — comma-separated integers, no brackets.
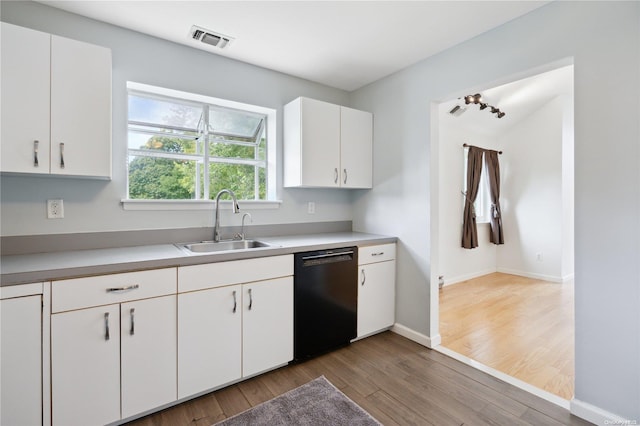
214,189,240,242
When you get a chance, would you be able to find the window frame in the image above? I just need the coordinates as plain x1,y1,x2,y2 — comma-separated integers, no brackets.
122,82,279,211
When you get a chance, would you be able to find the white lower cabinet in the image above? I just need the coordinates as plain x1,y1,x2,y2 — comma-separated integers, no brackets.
178,255,293,397
50,269,177,426
178,285,242,398
1,290,43,426
357,244,396,338
121,296,177,418
51,304,121,426
242,277,293,378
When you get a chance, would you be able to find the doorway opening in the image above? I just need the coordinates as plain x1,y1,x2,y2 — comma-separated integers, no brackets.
429,61,575,405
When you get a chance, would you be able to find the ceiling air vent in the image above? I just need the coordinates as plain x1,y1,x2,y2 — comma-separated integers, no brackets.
190,25,234,49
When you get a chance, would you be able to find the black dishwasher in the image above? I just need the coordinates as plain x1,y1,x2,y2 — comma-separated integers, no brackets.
293,247,358,362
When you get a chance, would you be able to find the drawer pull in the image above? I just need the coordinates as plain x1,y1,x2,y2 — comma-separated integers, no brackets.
371,252,384,256
248,288,253,311
343,168,348,184
361,269,366,286
129,308,135,335
334,168,338,184
106,284,140,293
232,290,237,313
104,312,110,341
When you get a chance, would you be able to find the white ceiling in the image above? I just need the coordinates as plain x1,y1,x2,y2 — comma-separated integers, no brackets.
38,0,550,92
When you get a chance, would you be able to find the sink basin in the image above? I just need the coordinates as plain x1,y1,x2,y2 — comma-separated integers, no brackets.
177,240,276,254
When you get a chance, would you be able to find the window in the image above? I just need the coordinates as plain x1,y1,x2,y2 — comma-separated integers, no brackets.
463,147,491,224
126,83,275,204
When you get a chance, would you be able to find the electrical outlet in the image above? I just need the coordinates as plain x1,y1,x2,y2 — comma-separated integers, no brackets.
536,252,543,262
47,199,64,219
307,202,316,214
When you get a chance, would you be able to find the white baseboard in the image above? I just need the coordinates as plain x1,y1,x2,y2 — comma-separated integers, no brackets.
497,267,565,283
570,398,631,425
391,323,440,348
562,273,575,282
442,268,497,287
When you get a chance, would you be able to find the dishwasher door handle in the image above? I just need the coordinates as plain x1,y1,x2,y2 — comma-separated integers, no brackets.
301,251,354,261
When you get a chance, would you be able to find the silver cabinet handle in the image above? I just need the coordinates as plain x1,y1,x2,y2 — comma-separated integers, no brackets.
232,290,237,313
104,312,110,341
59,143,65,169
34,140,39,167
248,288,253,310
106,284,139,293
371,252,385,257
334,168,338,184
343,169,347,184
129,308,135,335
361,269,366,286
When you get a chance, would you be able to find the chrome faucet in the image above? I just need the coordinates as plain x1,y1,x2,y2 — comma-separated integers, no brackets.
213,189,240,242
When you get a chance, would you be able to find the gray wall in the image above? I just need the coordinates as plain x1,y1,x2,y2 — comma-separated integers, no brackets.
0,1,353,237
350,1,639,421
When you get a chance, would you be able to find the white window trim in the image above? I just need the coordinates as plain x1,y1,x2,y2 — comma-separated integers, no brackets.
125,82,278,208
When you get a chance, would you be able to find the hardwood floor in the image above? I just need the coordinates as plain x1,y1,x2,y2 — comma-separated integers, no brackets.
439,273,575,400
126,331,589,426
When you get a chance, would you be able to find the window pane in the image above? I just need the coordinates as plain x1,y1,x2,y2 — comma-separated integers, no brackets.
129,94,202,130
128,156,198,199
128,133,200,154
208,107,263,140
209,142,255,160
209,163,266,200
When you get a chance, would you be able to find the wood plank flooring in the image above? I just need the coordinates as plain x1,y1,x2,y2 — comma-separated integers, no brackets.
439,273,574,400
126,331,589,426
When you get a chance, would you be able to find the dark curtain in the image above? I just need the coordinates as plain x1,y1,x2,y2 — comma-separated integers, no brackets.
484,150,504,245
461,146,483,249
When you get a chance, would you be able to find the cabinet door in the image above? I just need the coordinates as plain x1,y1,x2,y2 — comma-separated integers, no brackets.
357,260,396,338
1,295,42,426
50,35,111,178
121,296,177,418
243,277,293,377
51,305,120,426
1,23,51,174
340,106,373,189
285,97,340,187
178,286,242,398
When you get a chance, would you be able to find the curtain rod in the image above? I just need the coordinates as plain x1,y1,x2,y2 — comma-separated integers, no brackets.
463,143,502,155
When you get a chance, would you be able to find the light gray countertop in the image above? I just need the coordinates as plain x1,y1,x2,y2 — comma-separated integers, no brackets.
0,232,396,287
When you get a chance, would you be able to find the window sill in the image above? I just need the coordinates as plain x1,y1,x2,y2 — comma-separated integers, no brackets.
121,199,282,211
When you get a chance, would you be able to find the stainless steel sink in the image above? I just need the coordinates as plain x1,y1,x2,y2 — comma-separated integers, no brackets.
177,239,276,254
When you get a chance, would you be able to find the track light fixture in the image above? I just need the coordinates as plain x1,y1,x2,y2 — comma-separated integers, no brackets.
464,93,482,105
464,94,506,119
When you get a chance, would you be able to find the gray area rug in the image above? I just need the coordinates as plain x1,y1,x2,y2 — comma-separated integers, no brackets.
214,376,381,425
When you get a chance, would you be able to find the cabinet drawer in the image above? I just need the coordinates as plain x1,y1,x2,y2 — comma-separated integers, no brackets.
52,269,176,313
178,255,293,293
358,243,396,265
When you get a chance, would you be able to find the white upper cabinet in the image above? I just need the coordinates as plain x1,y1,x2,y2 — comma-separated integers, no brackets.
0,22,112,179
50,35,112,178
340,106,373,188
284,97,372,188
1,23,51,174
